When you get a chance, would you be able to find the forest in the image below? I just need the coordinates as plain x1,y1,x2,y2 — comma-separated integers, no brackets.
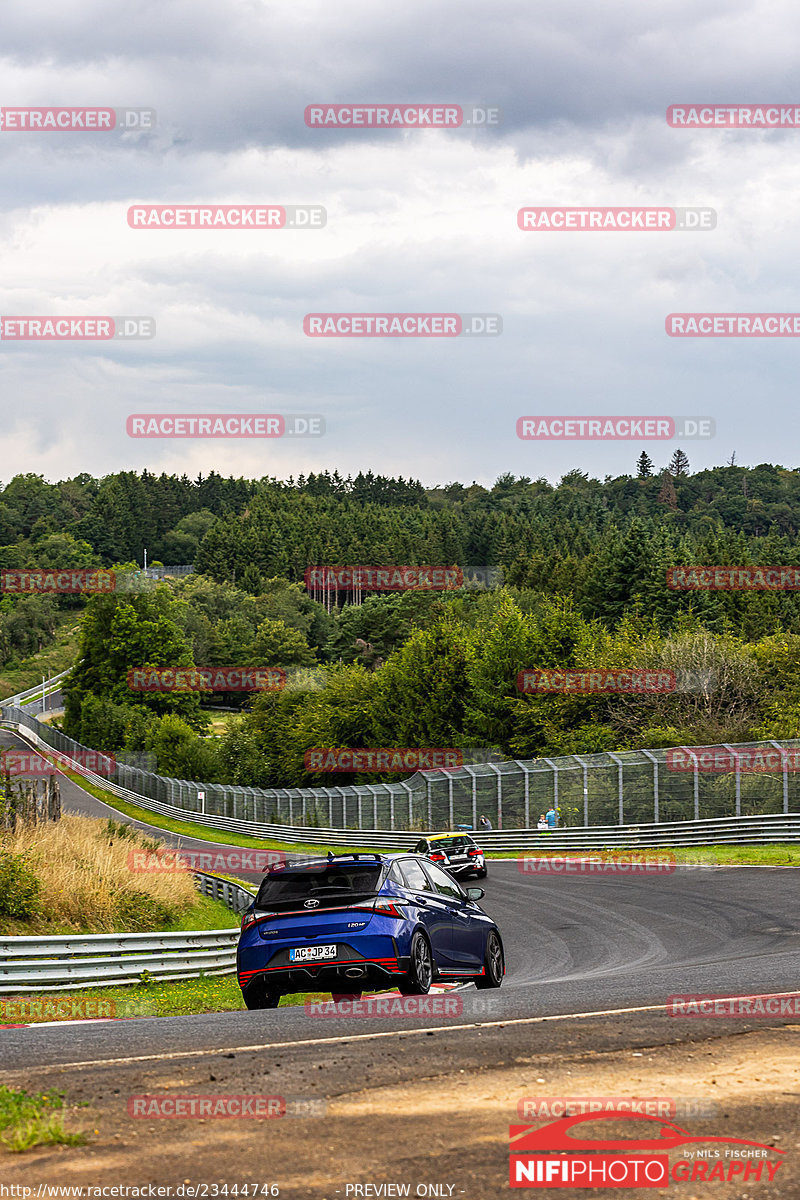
2,455,800,787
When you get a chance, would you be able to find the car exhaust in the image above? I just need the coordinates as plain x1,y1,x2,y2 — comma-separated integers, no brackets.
344,966,367,978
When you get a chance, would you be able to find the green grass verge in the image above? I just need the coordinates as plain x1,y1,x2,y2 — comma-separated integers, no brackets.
0,1085,86,1153
0,976,332,1022
0,618,80,700
2,889,239,939
58,768,395,855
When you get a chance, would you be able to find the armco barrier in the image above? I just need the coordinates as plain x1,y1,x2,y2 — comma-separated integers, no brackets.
193,869,256,914
1,669,70,708
0,871,253,995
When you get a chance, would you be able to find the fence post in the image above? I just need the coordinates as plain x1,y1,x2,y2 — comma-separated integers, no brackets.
448,775,454,829
642,750,659,822
518,762,530,828
680,748,700,820
722,745,741,818
769,741,789,814
543,758,558,824
484,763,503,829
574,755,589,826
608,752,624,825
427,775,432,829
401,780,413,829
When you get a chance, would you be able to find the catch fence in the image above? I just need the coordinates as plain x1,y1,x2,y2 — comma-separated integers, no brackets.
2,703,798,834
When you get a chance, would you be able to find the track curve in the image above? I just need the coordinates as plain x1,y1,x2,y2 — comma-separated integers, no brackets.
1,726,798,1071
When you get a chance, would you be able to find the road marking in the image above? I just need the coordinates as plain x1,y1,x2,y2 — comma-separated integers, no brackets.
7,991,800,1074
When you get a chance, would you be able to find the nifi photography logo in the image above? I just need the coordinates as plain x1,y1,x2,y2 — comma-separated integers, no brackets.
508,1111,785,1188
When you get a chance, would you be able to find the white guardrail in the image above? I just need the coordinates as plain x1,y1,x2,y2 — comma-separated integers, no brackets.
0,872,254,994
3,669,70,708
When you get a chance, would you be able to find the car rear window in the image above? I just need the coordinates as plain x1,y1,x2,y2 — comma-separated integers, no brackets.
432,837,474,851
255,863,383,911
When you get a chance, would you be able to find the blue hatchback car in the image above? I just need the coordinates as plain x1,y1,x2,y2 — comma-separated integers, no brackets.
237,851,505,1008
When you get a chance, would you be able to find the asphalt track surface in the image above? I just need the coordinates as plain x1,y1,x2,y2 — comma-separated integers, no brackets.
1,726,799,1075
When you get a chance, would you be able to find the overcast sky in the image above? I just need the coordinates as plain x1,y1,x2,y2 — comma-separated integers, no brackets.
2,0,799,489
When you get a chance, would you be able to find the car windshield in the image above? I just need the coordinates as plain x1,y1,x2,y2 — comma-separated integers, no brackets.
255,862,383,911
431,837,473,851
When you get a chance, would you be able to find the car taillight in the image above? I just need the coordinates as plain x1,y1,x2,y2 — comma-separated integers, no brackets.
350,897,404,918
430,853,446,862
468,848,481,857
241,910,274,931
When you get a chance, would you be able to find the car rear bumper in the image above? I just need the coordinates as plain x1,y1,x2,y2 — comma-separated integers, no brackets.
237,936,408,994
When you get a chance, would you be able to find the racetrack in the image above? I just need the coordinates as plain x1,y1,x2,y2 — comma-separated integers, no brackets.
1,727,799,1070
3,727,800,1197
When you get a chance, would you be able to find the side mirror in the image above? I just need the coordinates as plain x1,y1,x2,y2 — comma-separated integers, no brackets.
466,887,485,901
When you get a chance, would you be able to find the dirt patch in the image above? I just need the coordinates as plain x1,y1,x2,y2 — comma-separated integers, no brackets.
2,1024,798,1198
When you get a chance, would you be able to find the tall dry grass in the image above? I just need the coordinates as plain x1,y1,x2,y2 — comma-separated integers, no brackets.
3,816,197,933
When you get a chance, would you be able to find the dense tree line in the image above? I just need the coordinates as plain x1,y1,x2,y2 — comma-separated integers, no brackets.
9,458,800,785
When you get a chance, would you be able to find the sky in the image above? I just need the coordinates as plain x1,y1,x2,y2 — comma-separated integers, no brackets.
2,0,800,488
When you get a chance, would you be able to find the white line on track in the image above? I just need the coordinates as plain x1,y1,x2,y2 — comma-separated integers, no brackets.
7,991,800,1074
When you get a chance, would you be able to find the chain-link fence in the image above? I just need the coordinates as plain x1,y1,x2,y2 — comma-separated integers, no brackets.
2,703,798,831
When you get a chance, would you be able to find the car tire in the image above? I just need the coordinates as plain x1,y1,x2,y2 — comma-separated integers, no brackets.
476,867,487,878
475,931,504,989
242,980,282,1009
398,931,434,995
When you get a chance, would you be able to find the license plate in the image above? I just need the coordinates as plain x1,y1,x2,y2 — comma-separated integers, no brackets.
289,944,337,963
